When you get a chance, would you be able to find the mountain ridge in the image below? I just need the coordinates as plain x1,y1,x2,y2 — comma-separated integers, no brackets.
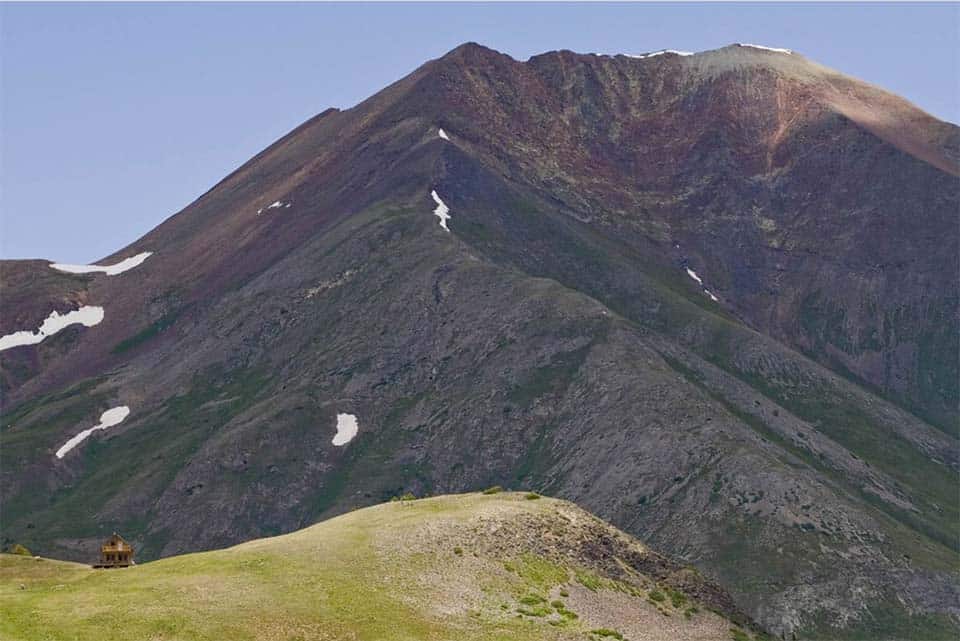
2,42,957,639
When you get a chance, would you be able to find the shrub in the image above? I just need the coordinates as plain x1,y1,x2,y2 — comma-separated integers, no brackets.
482,485,503,495
668,587,687,608
553,600,578,621
519,594,546,606
730,629,751,641
516,606,551,617
10,543,31,556
453,547,463,556
576,570,603,591
648,588,666,602
525,492,541,500
559,588,569,597
590,629,625,640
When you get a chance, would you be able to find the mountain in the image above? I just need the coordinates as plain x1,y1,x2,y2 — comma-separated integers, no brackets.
1,43,957,639
1,492,765,641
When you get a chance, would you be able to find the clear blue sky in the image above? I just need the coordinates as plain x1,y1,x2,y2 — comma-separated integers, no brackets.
2,2,958,262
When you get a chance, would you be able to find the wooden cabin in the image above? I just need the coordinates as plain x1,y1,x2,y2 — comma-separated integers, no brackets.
93,533,134,568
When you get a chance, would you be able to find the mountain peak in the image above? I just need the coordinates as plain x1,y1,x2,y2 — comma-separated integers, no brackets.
437,41,516,65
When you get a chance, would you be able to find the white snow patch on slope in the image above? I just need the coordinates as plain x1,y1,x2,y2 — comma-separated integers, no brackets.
55,406,130,459
50,252,152,276
257,201,288,215
0,306,105,352
431,190,451,232
627,50,694,59
685,266,720,302
332,413,358,446
438,128,450,141
738,43,792,54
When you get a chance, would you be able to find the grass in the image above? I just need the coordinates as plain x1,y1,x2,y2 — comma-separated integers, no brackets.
110,308,184,354
590,630,624,640
0,493,737,641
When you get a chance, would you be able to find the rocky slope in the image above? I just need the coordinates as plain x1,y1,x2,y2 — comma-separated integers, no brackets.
1,43,957,639
1,492,762,641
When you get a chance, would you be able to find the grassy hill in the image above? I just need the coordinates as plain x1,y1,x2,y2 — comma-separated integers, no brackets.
1,492,763,641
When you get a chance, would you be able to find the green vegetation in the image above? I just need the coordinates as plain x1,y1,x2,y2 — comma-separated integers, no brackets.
482,485,503,495
668,587,687,608
575,569,604,592
590,629,624,640
0,493,734,641
525,492,542,500
648,589,665,602
1,367,268,561
9,544,31,557
507,344,591,406
110,309,183,354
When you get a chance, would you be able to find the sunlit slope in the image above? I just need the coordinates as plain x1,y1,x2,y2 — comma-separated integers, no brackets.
0,492,760,641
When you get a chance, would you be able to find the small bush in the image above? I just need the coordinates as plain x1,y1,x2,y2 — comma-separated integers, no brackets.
576,570,603,592
553,601,579,621
559,588,569,597
453,547,463,556
684,606,699,619
10,543,31,556
730,629,751,641
525,492,541,500
591,629,625,640
516,605,552,617
648,588,666,602
519,594,546,606
668,587,687,608
482,485,503,495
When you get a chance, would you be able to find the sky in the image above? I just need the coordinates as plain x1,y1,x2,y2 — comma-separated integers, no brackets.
2,2,958,263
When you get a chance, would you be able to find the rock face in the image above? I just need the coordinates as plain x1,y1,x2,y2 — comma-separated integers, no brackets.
1,43,957,639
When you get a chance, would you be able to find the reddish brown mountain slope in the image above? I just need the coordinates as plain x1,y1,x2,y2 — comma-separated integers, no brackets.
2,43,957,639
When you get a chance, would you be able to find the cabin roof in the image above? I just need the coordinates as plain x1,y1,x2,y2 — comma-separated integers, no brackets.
101,533,133,552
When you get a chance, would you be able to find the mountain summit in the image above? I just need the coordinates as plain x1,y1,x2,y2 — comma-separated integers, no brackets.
2,43,957,639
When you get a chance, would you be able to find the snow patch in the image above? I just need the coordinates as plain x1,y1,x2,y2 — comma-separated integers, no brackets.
332,413,358,446
55,406,130,459
431,190,451,232
257,201,288,215
627,49,694,59
50,252,152,276
438,128,450,141
738,43,792,54
0,306,105,352
685,266,721,302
